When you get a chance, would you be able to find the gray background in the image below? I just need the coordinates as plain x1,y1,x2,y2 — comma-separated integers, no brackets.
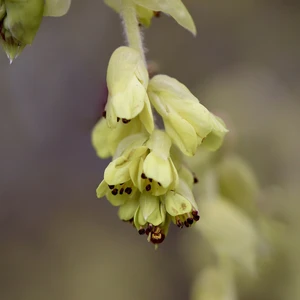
1,1,300,299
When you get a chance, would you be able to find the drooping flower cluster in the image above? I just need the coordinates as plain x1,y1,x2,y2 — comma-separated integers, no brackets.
92,0,228,245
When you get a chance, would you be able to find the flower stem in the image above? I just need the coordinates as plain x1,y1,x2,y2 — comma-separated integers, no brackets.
121,0,146,63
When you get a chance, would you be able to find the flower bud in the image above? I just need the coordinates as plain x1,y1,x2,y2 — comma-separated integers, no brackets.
0,0,44,62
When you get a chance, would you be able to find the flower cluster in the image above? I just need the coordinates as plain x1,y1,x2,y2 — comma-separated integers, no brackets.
92,0,228,245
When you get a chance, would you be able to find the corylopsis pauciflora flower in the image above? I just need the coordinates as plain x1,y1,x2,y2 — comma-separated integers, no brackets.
105,46,154,133
148,75,213,156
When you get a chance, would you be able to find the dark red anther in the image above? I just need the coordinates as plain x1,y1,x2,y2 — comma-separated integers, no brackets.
138,228,146,235
112,189,118,195
125,187,132,194
122,118,131,124
187,218,194,225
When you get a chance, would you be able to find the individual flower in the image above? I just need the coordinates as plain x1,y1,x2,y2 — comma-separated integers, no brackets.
134,193,168,244
104,0,196,35
105,46,154,133
163,176,200,228
103,130,178,196
148,74,213,156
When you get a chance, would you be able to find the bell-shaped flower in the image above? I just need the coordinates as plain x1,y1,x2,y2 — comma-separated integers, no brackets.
103,130,178,196
91,116,144,158
201,113,228,151
148,75,213,156
105,46,154,133
134,193,170,245
163,176,200,228
104,0,195,34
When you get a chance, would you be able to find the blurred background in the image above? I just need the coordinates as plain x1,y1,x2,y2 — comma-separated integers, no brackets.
1,0,300,299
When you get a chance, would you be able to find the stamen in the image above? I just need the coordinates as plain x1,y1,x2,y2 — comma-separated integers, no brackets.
193,177,199,184
119,188,124,195
108,185,114,190
102,111,106,118
112,189,118,195
146,184,151,191
149,178,153,183
192,210,200,221
193,215,200,221
122,118,131,124
117,117,120,122
187,218,194,225
157,182,161,186
184,221,190,228
138,228,146,235
141,173,147,179
125,187,132,194
145,224,153,235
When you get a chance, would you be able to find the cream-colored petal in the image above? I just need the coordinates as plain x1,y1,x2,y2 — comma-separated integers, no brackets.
118,197,139,221
143,152,173,188
104,156,131,184
164,190,192,216
96,180,108,198
164,113,197,156
138,94,154,134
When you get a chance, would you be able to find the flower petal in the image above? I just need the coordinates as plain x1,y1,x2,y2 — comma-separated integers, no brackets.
164,113,197,156
104,156,131,184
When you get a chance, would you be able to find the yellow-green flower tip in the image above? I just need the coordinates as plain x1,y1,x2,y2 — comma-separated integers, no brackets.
201,113,229,151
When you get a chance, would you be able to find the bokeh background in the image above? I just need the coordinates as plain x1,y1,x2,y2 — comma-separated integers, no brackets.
1,1,300,299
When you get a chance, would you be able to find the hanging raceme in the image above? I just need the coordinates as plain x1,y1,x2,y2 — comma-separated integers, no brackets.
92,0,228,246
